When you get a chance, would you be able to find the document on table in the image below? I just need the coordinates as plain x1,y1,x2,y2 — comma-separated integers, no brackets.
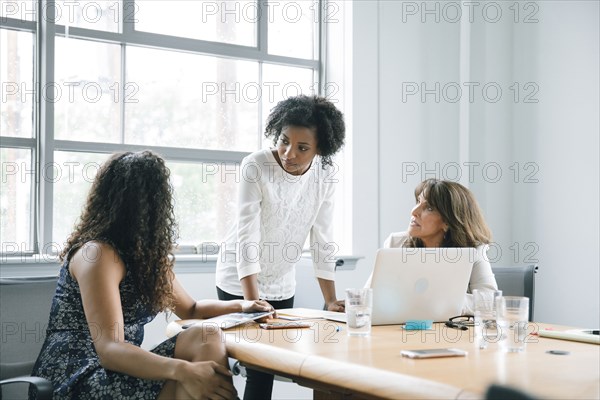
538,328,600,344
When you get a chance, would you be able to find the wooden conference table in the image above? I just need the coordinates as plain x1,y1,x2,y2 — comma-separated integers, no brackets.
167,308,600,399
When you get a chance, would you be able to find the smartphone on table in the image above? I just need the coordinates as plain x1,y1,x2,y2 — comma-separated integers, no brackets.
400,348,467,359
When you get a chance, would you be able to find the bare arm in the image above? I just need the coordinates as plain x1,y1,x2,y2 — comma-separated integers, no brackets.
70,242,186,381
240,274,260,300
171,275,272,320
318,278,345,312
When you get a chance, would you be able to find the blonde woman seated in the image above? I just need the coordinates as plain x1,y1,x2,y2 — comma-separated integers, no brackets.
380,178,498,315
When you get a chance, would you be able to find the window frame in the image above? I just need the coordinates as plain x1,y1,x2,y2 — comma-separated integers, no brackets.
1,0,331,258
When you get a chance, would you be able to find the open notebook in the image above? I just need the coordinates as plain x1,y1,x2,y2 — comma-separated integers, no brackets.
183,311,274,330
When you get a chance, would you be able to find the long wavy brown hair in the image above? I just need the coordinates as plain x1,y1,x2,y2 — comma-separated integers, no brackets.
405,179,492,248
60,151,177,313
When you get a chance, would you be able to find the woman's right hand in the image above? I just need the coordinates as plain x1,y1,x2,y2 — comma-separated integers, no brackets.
179,360,237,400
241,299,277,318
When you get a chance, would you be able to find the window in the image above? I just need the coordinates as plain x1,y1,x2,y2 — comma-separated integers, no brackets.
1,0,347,259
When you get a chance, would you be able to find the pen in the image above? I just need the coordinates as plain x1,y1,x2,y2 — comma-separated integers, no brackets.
582,330,599,335
445,321,468,331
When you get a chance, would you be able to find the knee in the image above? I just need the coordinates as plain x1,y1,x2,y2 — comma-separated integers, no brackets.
183,323,224,346
175,323,226,360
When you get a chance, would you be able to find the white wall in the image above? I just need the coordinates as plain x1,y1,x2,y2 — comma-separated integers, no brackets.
351,0,599,327
143,0,599,348
525,1,599,326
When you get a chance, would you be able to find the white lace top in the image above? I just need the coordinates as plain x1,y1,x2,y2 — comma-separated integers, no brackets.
215,149,337,300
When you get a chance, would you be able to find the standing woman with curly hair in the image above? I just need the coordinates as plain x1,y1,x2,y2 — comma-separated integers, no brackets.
31,151,273,399
215,95,346,399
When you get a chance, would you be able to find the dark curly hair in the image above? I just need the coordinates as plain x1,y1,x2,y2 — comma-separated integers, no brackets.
60,151,178,313
405,179,492,248
264,95,346,167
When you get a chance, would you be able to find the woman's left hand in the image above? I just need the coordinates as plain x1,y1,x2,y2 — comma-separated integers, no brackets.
241,299,276,317
326,300,345,312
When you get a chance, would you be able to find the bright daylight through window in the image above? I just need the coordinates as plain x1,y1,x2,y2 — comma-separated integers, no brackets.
1,0,347,260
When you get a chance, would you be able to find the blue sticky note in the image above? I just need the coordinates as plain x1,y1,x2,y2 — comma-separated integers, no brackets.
404,320,433,330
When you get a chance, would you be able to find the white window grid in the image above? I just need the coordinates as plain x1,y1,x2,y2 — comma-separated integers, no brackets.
0,0,330,256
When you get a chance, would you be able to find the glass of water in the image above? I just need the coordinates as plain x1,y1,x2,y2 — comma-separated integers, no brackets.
473,289,503,349
496,296,530,352
345,288,373,336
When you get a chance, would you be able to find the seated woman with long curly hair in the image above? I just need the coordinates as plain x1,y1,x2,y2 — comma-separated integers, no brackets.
31,151,273,399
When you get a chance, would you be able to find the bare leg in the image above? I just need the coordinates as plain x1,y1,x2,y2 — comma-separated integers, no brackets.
158,324,230,399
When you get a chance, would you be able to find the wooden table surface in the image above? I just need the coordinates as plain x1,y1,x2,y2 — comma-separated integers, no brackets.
167,308,600,400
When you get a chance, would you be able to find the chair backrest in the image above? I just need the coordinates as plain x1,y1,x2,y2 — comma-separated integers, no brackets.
0,276,58,398
491,265,538,321
486,384,538,400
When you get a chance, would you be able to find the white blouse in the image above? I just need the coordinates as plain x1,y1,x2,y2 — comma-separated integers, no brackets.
215,149,337,300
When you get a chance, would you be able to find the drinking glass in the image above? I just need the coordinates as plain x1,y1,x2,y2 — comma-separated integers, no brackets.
473,289,502,349
345,288,373,336
496,296,530,352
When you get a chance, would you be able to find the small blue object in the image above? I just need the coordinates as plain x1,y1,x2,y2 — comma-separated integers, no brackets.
404,320,433,330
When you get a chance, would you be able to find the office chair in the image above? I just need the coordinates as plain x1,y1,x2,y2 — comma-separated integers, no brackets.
0,276,57,400
491,265,538,321
486,384,539,400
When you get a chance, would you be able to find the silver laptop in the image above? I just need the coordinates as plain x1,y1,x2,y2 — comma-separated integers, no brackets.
326,248,475,325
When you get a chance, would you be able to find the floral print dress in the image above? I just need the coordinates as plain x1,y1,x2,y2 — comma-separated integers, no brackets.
31,258,177,399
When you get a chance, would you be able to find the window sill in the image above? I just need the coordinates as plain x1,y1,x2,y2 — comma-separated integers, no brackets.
0,255,361,278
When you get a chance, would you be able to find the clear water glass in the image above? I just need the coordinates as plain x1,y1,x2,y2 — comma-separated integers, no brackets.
496,296,530,352
473,289,503,349
345,288,373,337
